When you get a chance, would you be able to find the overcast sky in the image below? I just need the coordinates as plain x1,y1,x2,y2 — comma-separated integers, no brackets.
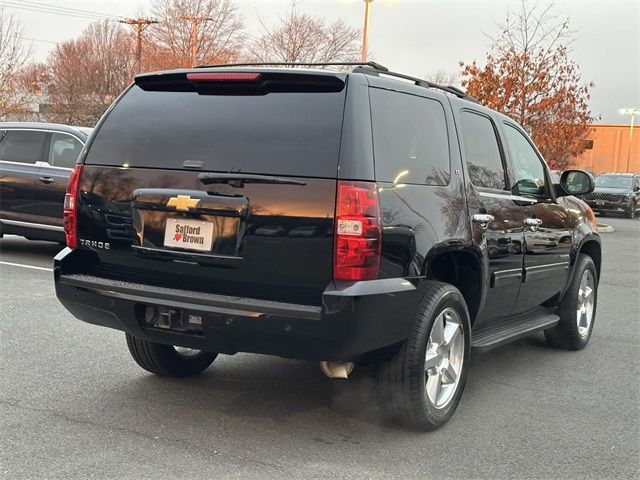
6,0,639,123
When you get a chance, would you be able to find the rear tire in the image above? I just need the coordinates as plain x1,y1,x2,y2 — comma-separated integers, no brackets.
545,254,598,350
375,282,470,431
125,332,217,377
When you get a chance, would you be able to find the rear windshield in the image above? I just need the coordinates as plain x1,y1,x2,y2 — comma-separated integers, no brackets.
85,84,346,177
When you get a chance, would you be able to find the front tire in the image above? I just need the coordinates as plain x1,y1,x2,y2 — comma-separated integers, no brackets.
545,254,598,350
125,333,217,377
375,282,470,431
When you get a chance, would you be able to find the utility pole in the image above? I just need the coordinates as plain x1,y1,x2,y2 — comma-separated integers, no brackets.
119,17,159,73
619,109,640,172
179,15,214,67
361,0,373,62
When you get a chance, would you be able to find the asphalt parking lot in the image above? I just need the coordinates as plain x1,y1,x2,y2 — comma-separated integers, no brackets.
1,217,639,479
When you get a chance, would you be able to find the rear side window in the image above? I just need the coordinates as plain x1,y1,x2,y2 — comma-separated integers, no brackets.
48,133,83,168
85,84,346,177
370,88,450,185
0,130,46,164
459,111,506,191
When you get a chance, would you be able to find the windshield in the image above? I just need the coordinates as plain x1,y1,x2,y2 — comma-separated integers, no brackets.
595,175,633,189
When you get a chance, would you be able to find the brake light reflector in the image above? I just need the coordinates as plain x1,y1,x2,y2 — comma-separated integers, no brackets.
333,181,381,281
63,164,83,248
186,72,262,82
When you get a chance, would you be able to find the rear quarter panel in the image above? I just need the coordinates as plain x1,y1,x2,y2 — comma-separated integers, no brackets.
368,79,474,280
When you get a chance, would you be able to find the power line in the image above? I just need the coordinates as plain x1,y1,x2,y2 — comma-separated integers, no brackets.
1,4,114,22
0,1,120,22
18,0,120,20
21,36,58,45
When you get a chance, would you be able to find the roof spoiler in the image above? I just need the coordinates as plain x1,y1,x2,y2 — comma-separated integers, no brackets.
134,70,346,94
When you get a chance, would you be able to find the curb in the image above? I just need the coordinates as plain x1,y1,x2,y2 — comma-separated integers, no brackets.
596,223,615,233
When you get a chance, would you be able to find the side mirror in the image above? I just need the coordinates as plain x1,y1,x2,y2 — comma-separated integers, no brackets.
558,169,595,197
634,185,640,192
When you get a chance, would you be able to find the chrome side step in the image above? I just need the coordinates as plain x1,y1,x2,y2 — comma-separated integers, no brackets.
471,313,560,352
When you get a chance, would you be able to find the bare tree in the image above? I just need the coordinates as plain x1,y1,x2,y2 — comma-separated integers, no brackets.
424,70,458,87
146,0,243,70
47,21,135,125
248,2,361,64
0,9,32,118
17,63,50,91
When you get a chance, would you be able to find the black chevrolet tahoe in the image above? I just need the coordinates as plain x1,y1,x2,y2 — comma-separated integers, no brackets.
54,63,601,430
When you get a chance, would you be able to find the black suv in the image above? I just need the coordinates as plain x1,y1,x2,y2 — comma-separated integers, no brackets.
584,172,640,218
0,122,92,242
54,63,601,430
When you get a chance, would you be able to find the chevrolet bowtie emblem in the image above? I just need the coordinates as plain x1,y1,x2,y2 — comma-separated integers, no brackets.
167,195,199,211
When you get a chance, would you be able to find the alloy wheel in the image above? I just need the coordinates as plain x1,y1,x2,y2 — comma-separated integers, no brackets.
424,307,465,409
173,346,202,357
576,270,595,337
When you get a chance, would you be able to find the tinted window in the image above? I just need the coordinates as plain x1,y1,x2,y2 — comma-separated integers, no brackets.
503,124,547,197
48,133,83,168
370,88,450,185
459,111,506,190
0,130,46,164
85,85,345,177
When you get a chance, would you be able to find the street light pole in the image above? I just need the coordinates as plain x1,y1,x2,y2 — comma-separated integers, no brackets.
361,0,373,62
620,108,640,172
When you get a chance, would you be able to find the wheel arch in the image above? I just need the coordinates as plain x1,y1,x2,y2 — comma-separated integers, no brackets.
577,238,602,282
422,244,485,326
561,235,601,301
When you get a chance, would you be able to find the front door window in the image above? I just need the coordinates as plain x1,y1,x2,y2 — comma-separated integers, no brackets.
503,124,548,198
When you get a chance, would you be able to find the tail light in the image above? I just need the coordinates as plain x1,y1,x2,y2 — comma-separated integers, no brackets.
63,164,83,248
333,181,381,281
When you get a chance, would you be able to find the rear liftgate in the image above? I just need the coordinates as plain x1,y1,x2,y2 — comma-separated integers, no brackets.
131,188,249,334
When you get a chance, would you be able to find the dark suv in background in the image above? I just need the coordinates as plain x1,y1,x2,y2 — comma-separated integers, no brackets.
54,63,601,430
0,122,92,242
584,172,640,218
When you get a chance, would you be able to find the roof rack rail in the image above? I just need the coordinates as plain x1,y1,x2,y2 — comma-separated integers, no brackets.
195,61,389,71
352,64,479,103
192,60,477,103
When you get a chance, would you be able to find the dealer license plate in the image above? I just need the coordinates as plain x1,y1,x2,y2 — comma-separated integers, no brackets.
163,218,215,252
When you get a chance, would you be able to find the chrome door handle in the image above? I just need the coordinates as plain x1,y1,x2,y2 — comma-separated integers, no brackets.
524,217,543,231
472,213,495,228
38,176,55,184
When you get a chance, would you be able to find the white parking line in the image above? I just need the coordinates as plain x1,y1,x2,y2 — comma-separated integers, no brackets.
0,261,52,272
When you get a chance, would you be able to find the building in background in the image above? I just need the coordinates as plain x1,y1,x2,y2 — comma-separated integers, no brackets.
572,124,640,174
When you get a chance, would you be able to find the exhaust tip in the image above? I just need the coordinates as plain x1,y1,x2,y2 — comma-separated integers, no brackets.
320,361,354,379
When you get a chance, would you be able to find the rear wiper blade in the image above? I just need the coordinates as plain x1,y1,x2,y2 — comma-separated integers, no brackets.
198,172,306,187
